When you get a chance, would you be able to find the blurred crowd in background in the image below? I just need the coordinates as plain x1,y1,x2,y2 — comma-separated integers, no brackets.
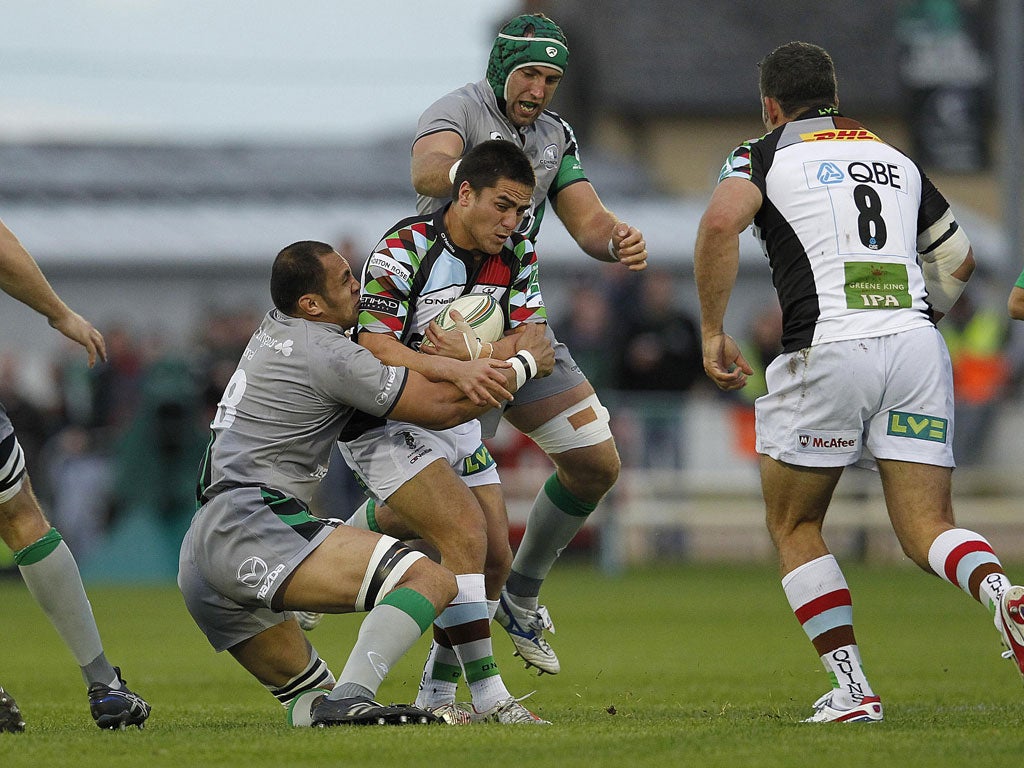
2,236,1022,573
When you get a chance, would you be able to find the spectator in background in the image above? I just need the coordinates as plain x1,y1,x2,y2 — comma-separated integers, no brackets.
940,285,1010,465
1009,265,1024,320
728,304,784,459
736,304,784,404
614,268,704,468
195,306,263,424
90,325,144,432
111,353,208,543
557,277,616,392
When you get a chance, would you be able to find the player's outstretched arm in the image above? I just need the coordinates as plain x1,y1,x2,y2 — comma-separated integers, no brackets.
411,131,466,199
552,181,648,271
0,218,106,366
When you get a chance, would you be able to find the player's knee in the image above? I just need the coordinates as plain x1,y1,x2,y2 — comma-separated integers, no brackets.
894,533,933,572
401,557,458,612
0,486,49,551
556,443,621,502
433,515,488,570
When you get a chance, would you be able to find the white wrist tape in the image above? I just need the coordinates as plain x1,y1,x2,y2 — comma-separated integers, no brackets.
462,333,483,360
607,238,619,261
508,357,527,389
448,159,462,184
505,350,538,390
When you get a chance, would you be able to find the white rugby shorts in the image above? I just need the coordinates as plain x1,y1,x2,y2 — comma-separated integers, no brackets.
338,419,499,502
755,325,955,469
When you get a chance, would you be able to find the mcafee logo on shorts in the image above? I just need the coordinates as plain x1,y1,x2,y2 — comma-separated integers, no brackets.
795,429,859,453
237,556,268,588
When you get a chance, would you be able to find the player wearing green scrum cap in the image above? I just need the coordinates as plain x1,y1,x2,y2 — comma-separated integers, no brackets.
484,13,569,123
399,12,648,690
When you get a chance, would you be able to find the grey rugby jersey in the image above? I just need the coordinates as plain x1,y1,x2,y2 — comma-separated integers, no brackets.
414,79,588,240
720,108,958,353
197,309,407,504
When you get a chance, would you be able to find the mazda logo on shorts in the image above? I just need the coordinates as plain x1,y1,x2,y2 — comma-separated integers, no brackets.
237,556,268,588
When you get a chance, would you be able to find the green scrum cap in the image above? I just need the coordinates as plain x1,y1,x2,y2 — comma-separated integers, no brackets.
486,13,569,104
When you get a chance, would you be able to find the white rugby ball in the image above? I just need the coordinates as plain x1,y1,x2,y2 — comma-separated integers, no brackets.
433,293,505,343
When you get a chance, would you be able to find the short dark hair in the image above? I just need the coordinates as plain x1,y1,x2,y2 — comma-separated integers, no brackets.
271,240,335,313
452,139,536,195
758,41,838,116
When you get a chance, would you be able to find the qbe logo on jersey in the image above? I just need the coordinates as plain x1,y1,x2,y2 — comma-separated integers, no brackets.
803,158,911,259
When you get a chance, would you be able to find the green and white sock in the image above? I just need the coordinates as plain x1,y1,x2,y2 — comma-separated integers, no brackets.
16,528,117,687
506,473,595,604
329,587,435,701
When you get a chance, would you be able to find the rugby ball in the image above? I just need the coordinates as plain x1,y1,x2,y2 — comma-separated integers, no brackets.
431,293,505,343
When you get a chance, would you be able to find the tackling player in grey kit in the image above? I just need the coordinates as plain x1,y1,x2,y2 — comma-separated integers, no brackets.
178,240,552,727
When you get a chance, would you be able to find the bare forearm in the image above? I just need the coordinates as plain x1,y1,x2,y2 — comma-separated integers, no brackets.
390,369,518,429
361,333,452,381
694,226,740,336
411,151,460,198
573,209,620,262
0,221,70,323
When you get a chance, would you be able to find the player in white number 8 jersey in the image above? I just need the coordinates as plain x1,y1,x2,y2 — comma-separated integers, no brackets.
694,41,1024,724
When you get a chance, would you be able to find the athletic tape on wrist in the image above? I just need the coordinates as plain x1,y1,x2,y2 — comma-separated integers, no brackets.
515,350,537,379
505,350,538,389
508,357,527,389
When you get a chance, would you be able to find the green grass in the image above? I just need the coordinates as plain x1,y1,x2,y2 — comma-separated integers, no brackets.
0,562,1021,768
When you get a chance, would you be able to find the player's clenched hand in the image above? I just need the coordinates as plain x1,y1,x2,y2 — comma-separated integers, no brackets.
611,222,648,272
510,322,555,377
702,332,752,391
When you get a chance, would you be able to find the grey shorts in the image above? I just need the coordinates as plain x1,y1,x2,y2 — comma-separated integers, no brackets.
177,486,337,652
479,326,587,438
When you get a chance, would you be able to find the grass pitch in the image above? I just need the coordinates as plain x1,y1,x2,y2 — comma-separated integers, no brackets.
0,562,1020,768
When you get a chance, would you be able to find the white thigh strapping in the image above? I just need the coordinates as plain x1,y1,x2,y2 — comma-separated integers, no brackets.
526,393,613,454
354,535,425,611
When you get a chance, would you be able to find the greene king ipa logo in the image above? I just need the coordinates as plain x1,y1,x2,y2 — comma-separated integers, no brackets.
845,262,911,309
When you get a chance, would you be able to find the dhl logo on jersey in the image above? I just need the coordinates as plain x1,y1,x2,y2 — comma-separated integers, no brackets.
800,128,881,142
